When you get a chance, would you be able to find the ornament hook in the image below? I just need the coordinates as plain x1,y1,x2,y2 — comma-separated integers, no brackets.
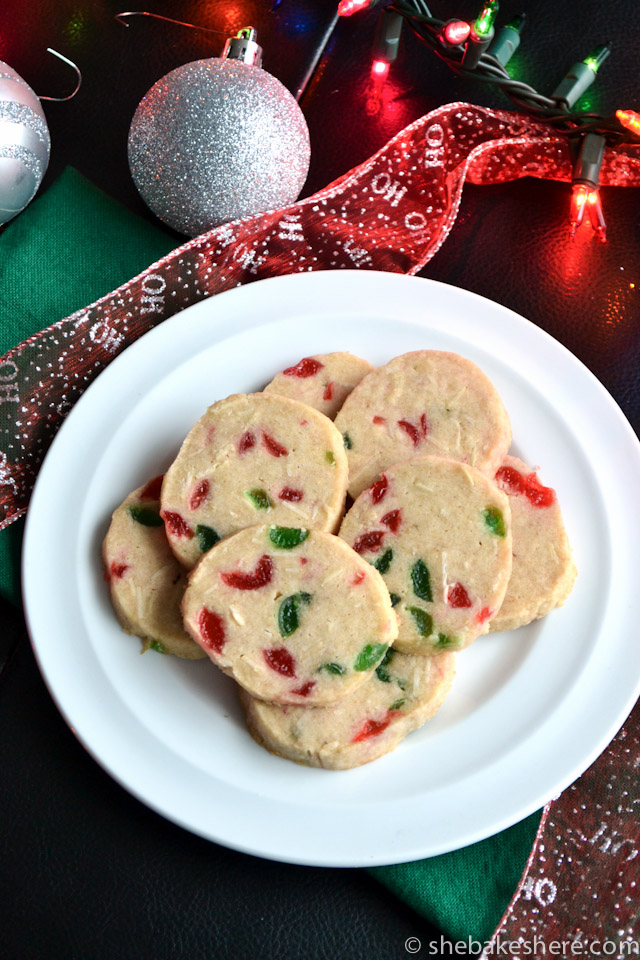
38,48,82,102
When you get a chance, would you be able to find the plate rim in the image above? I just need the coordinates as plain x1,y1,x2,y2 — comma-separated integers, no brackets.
22,269,640,867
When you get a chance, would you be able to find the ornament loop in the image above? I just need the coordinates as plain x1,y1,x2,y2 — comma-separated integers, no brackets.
38,48,82,102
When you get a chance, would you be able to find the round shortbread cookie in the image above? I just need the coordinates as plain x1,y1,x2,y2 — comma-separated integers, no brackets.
102,476,205,659
182,524,398,705
489,456,577,633
263,352,374,420
160,393,348,569
240,649,455,769
339,456,513,654
334,350,512,498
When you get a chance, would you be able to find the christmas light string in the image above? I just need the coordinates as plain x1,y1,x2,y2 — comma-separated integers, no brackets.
338,0,640,240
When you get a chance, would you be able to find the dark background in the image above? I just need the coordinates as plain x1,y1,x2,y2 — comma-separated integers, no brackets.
1,1,638,958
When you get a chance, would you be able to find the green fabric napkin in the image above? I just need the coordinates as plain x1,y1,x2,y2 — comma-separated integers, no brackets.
0,169,175,608
370,812,540,943
0,167,541,942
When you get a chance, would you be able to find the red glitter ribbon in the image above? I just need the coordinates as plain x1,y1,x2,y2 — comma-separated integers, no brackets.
1,101,640,943
486,700,640,954
1,102,639,527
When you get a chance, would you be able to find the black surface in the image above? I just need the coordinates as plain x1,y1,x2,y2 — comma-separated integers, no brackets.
1,0,639,957
0,593,21,675
0,637,438,960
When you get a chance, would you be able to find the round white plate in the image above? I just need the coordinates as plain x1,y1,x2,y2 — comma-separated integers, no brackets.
23,270,640,867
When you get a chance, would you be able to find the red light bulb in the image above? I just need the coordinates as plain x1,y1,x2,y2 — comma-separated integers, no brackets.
371,58,390,77
587,190,606,241
616,109,640,136
570,184,606,242
443,20,471,45
368,57,390,107
338,0,372,16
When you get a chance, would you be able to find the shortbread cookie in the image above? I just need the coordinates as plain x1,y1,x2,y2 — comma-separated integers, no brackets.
182,524,398,705
264,352,374,420
161,393,348,568
241,648,455,769
102,476,205,659
339,457,512,653
490,456,576,633
334,350,512,497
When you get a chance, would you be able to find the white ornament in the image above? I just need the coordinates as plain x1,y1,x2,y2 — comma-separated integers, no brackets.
0,61,51,226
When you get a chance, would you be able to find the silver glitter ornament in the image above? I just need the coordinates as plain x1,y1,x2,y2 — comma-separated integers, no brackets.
0,61,51,226
127,29,311,236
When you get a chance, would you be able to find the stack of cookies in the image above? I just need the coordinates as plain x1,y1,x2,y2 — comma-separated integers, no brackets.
102,350,576,769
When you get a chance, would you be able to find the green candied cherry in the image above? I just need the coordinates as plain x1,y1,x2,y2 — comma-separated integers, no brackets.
245,488,273,510
318,662,345,676
483,506,506,537
268,526,309,549
342,433,353,450
277,592,312,638
353,642,388,672
127,504,164,527
410,558,432,602
372,548,393,575
435,633,460,649
325,450,336,466
196,524,220,554
406,605,434,638
389,593,401,608
149,639,167,654
375,647,395,683
389,698,406,711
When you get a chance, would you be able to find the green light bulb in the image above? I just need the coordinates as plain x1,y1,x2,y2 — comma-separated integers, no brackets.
474,0,499,37
487,11,525,66
552,42,611,108
583,43,611,73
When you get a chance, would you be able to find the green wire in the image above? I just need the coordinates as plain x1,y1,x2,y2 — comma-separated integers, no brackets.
385,2,631,142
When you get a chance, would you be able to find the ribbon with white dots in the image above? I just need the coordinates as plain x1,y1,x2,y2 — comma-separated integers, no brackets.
485,698,640,953
1,102,639,529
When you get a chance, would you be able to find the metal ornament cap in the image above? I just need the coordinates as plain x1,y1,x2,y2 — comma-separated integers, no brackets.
127,58,311,237
0,61,51,226
222,26,263,67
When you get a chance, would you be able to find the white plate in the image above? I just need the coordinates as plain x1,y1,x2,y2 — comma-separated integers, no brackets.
23,270,640,867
